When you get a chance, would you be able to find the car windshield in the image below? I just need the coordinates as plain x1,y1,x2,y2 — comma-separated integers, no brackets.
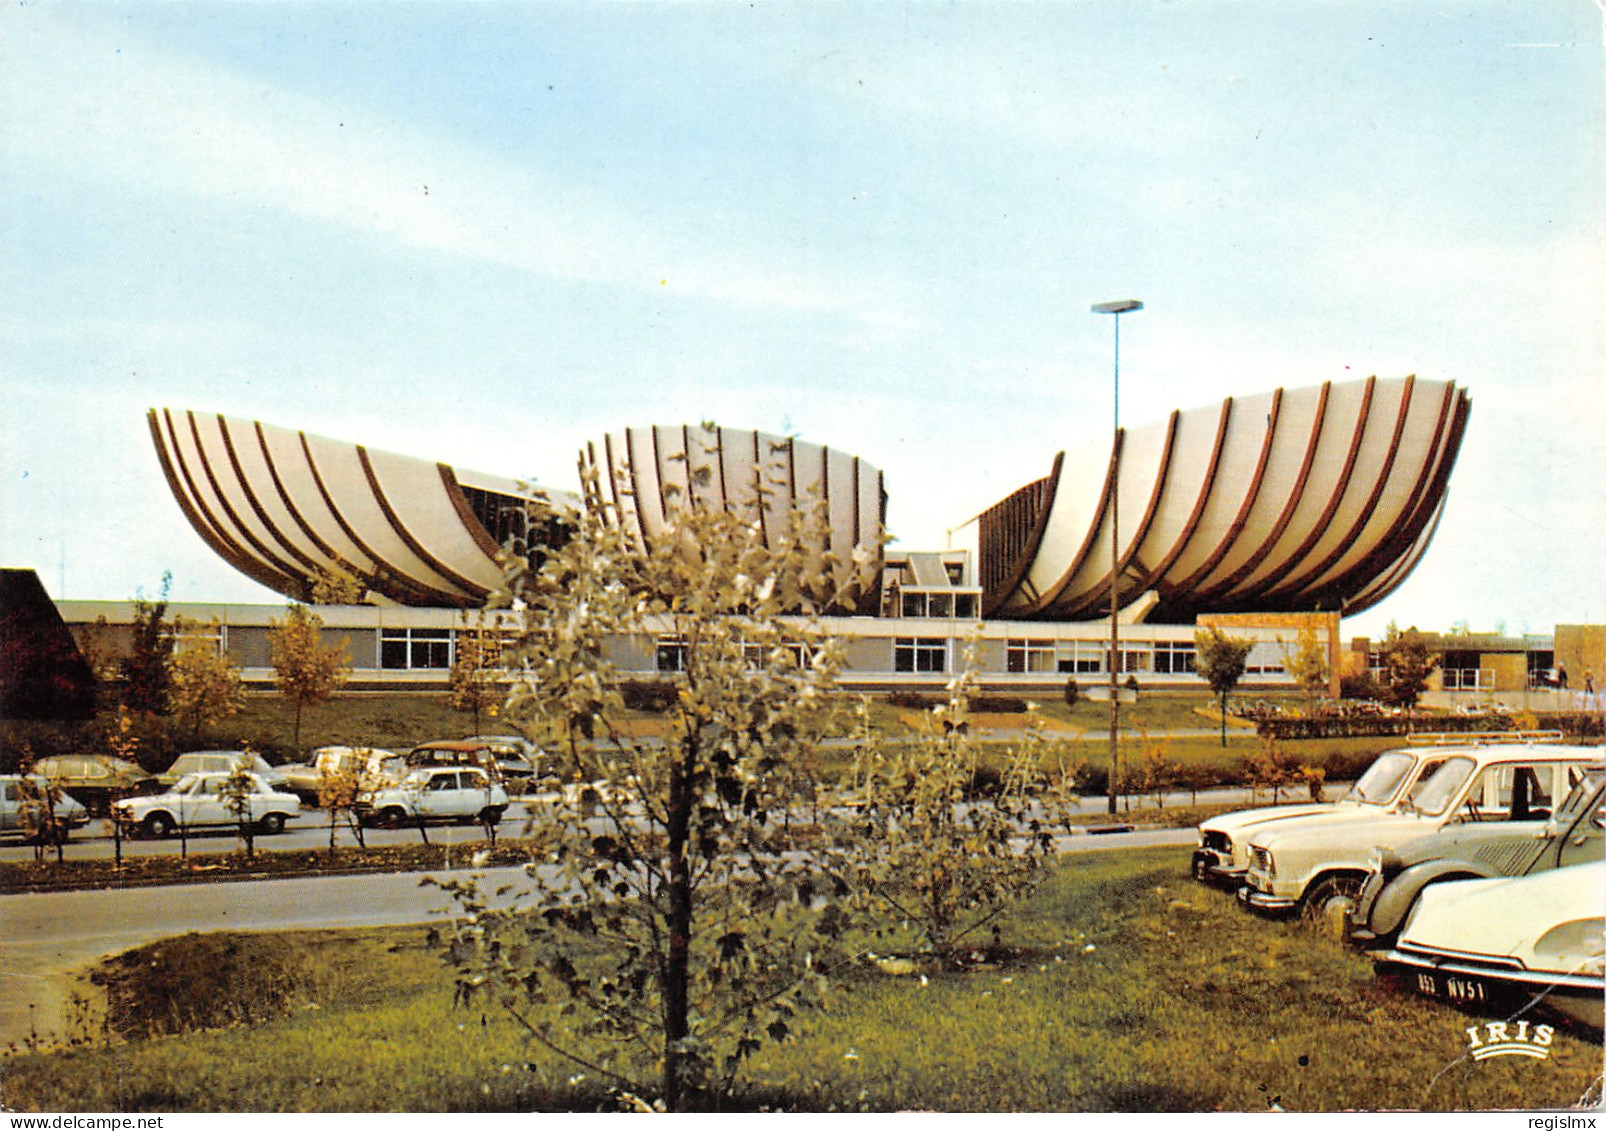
1344,751,1417,805
1405,756,1476,817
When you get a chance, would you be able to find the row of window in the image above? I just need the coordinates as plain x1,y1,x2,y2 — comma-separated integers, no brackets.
891,591,981,620
342,628,1273,677
1005,639,1200,675
379,627,517,670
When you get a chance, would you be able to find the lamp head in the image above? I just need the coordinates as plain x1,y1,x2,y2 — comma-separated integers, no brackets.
1091,300,1143,314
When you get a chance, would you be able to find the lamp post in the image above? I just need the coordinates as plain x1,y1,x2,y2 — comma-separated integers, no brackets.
1091,299,1142,815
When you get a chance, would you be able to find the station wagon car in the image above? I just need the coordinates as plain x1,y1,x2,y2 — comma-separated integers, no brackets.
355,766,509,828
113,770,302,837
1370,860,1604,1031
1194,738,1502,890
1350,766,1605,947
29,754,155,816
1238,742,1598,921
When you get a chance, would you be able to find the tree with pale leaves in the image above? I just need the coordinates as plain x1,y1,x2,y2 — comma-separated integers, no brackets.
166,619,245,742
268,603,350,752
436,437,881,1112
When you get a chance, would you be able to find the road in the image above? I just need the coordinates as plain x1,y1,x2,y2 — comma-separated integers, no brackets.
0,781,1337,862
0,826,1198,1048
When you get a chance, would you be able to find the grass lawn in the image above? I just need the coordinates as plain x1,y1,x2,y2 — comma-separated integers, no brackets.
3,847,1598,1112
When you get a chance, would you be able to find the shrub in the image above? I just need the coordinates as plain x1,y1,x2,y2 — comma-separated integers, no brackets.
968,695,1029,714
619,679,678,712
886,690,934,710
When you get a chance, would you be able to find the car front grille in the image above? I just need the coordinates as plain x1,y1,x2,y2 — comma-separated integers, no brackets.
1202,830,1231,853
1250,846,1273,875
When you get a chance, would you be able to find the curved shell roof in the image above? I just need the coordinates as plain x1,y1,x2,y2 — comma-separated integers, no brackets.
589,424,887,615
149,411,885,613
979,376,1471,621
148,408,573,607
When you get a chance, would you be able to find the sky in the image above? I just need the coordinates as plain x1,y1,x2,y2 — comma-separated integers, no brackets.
2,0,1602,640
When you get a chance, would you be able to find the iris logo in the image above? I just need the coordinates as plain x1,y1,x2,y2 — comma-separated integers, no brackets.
1464,1019,1554,1061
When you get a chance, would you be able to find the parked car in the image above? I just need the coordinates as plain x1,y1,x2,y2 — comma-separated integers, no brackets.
113,771,302,837
1349,766,1605,947
355,766,508,828
406,740,510,781
0,775,91,843
1194,741,1476,890
279,746,404,804
1238,742,1598,922
462,735,543,781
29,754,156,816
161,751,291,793
1370,860,1604,1031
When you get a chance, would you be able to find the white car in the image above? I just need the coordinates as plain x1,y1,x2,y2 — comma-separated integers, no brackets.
114,771,302,837
0,775,90,843
160,750,291,794
1371,860,1604,1031
1239,743,1598,920
281,746,405,802
1194,742,1472,890
355,766,509,828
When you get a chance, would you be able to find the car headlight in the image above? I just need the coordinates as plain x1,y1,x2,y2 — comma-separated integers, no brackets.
1532,918,1605,968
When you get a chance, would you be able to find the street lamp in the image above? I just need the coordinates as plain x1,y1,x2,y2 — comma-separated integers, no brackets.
1091,299,1142,815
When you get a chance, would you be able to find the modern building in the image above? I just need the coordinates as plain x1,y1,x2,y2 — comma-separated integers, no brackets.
58,377,1476,694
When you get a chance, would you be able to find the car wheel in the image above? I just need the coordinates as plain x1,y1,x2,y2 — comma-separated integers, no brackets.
1301,875,1364,934
479,806,504,827
378,807,407,830
142,812,175,839
258,812,286,835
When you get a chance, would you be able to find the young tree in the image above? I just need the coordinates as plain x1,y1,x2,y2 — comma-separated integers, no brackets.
268,604,351,751
1286,623,1329,713
307,566,367,606
1377,622,1440,709
447,613,507,735
1194,626,1253,746
1245,736,1298,803
1062,675,1080,709
318,761,366,854
220,761,258,860
166,619,246,742
437,448,873,1111
121,573,174,714
15,754,69,864
845,676,1055,955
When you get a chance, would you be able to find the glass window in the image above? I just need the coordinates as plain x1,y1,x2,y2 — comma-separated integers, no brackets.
900,592,927,618
655,637,688,673
1007,639,1056,674
927,593,953,618
1408,757,1476,817
1346,751,1417,805
954,594,978,619
1154,641,1197,674
380,628,453,670
894,638,947,673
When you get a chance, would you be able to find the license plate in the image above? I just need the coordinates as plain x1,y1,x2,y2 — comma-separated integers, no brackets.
1415,971,1489,1005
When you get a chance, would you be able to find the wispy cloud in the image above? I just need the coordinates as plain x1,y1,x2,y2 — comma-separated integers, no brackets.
0,10,914,332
